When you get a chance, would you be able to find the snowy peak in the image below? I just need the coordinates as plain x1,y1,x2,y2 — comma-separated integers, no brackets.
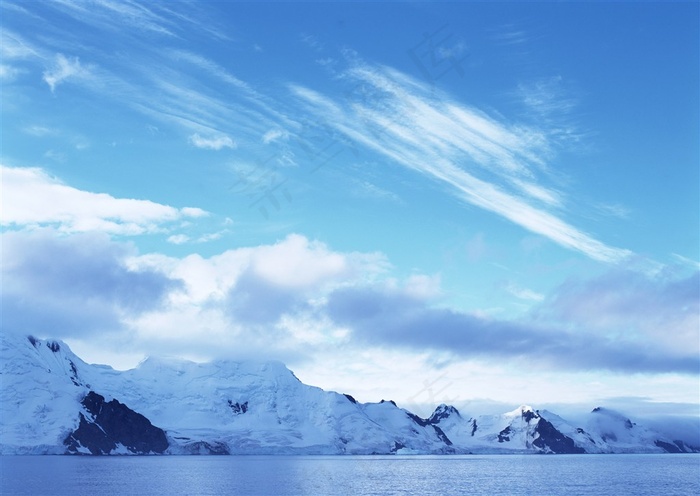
505,405,540,423
428,404,462,424
13,335,86,386
584,406,655,451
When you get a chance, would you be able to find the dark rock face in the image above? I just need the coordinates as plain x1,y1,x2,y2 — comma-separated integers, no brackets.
407,412,430,427
655,440,700,454
64,391,168,455
498,426,512,443
674,440,700,453
497,413,583,453
391,441,405,453
532,418,585,454
343,393,357,404
178,440,230,455
68,360,80,386
655,440,683,453
228,400,248,415
522,409,538,423
432,425,453,446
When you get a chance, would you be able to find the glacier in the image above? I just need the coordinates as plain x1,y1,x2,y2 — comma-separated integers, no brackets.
1,334,697,455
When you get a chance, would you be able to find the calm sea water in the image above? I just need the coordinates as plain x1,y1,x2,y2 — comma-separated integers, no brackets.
1,454,699,496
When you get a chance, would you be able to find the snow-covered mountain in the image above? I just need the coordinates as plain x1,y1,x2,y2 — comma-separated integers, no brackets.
1,334,697,455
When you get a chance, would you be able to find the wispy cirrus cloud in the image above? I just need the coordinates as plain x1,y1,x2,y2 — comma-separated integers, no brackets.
22,125,59,137
1,165,207,235
351,179,402,204
0,29,39,59
518,76,577,117
5,4,286,153
502,281,545,302
493,29,529,46
164,49,294,128
290,63,632,263
43,53,93,92
262,128,290,144
46,0,179,37
673,254,700,270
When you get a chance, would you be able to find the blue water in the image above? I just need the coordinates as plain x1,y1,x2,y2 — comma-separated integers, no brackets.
1,454,699,496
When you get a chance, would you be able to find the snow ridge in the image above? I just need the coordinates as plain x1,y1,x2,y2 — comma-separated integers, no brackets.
1,334,697,455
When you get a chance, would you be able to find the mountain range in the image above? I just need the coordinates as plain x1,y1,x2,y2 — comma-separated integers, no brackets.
1,334,697,455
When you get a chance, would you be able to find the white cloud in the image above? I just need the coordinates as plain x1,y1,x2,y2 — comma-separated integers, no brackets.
43,149,66,162
435,41,468,61
6,227,696,410
189,133,236,150
167,234,190,245
1,165,208,235
517,76,577,117
106,233,391,360
23,125,59,137
672,254,700,270
47,0,176,37
0,64,22,82
535,269,700,357
0,30,39,59
262,128,289,144
196,231,226,243
404,274,443,300
352,179,402,203
248,234,349,288
2,230,180,338
180,207,208,217
503,281,545,302
596,202,632,220
300,33,324,52
43,53,93,92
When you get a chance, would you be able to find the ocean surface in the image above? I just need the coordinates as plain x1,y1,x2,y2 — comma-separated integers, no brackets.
1,454,699,496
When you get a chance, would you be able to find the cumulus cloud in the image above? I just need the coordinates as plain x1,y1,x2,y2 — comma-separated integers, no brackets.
1,230,181,337
113,233,389,358
323,271,700,375
226,268,304,326
1,165,207,235
245,234,353,288
167,234,190,245
2,224,695,377
533,269,700,357
189,133,236,150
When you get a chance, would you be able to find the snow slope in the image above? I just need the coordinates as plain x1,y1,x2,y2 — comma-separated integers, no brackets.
0,335,448,454
1,334,696,455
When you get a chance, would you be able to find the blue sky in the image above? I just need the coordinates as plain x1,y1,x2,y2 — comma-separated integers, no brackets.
2,1,698,418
